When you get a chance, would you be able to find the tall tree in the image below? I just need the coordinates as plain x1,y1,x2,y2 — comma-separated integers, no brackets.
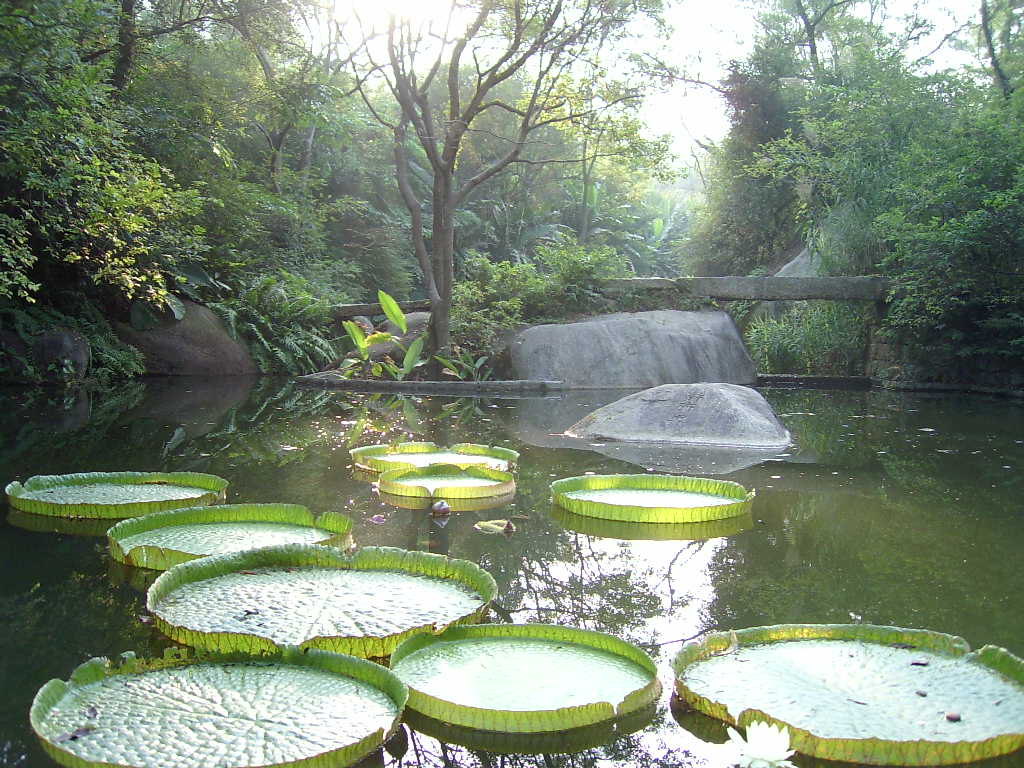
345,0,662,351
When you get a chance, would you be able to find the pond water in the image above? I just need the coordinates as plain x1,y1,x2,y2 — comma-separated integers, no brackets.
1,378,1022,768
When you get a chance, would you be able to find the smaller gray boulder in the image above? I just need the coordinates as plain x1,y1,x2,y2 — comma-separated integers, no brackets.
33,329,91,381
566,383,791,448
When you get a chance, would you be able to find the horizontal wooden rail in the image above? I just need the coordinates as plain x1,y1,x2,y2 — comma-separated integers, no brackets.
601,276,889,302
332,299,432,320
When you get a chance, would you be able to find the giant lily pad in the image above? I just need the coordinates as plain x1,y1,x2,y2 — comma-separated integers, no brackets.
147,544,497,658
390,624,661,733
31,648,407,768
403,703,657,754
5,472,228,519
550,505,753,541
6,509,116,537
108,504,353,570
673,624,1024,765
351,442,518,473
551,474,753,523
379,464,515,499
378,491,516,513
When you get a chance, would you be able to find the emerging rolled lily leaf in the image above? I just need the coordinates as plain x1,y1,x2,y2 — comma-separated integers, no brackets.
550,505,753,541
378,491,516,513
673,624,1024,765
391,623,661,733
148,544,497,658
6,509,117,537
550,474,753,523
5,472,229,519
403,702,657,754
351,442,519,473
379,464,516,500
31,648,407,768
108,504,354,570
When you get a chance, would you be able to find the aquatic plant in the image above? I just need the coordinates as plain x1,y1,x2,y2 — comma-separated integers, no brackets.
351,441,518,473
378,464,516,500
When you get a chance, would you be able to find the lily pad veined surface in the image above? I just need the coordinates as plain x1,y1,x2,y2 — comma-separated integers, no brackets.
108,504,353,570
379,464,516,499
551,474,753,523
673,624,1024,765
5,472,228,519
31,648,407,768
351,442,519,472
390,623,661,733
550,505,753,541
148,544,497,658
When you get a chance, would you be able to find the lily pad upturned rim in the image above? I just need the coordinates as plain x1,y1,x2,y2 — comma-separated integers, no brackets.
107,504,354,570
672,623,1024,766
351,442,519,473
403,702,657,755
5,471,229,518
391,623,661,734
147,544,498,658
378,491,517,513
550,474,754,523
550,504,753,541
31,648,408,768
378,464,516,499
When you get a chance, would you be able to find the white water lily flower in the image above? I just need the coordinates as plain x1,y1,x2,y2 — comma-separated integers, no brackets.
725,721,797,768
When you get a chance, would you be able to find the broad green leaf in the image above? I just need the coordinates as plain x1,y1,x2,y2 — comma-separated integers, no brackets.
550,505,753,541
673,624,1024,765
391,624,661,733
32,648,407,768
378,464,516,499
378,290,407,334
147,544,497,658
343,321,367,351
165,294,187,321
550,474,753,523
401,337,425,374
5,472,228,519
108,504,354,570
351,442,518,473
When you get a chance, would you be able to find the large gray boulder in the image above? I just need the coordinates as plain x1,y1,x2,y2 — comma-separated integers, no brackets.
567,383,791,448
115,299,258,376
508,310,756,388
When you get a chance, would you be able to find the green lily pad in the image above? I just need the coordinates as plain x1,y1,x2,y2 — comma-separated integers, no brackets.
379,464,516,499
550,505,753,541
551,474,753,523
403,702,657,754
31,648,407,768
378,491,516,512
673,624,1024,765
108,504,353,570
352,442,519,473
148,544,497,658
6,510,117,537
390,624,661,733
5,472,229,518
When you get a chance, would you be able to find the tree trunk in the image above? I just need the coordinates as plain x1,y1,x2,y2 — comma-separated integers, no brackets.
981,0,1014,98
111,0,136,95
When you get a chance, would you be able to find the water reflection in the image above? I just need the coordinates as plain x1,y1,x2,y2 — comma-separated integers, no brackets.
0,382,1022,767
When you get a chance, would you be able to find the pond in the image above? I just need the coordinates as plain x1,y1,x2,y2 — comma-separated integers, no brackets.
1,378,1022,768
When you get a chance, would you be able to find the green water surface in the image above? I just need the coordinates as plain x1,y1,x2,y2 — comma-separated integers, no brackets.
1,378,1022,768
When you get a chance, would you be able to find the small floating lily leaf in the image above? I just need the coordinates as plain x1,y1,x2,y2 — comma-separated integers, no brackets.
351,442,518,473
6,472,228,519
473,519,515,534
391,624,661,733
550,505,753,541
551,474,753,523
108,504,353,570
673,624,1024,765
147,544,497,658
31,648,407,768
379,464,515,500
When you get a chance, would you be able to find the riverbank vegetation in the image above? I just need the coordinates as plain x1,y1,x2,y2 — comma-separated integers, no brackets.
0,0,1021,385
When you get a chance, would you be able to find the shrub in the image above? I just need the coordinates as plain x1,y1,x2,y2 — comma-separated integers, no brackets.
745,302,868,375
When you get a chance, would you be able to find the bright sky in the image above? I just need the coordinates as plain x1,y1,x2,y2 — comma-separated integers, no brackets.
645,0,985,156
